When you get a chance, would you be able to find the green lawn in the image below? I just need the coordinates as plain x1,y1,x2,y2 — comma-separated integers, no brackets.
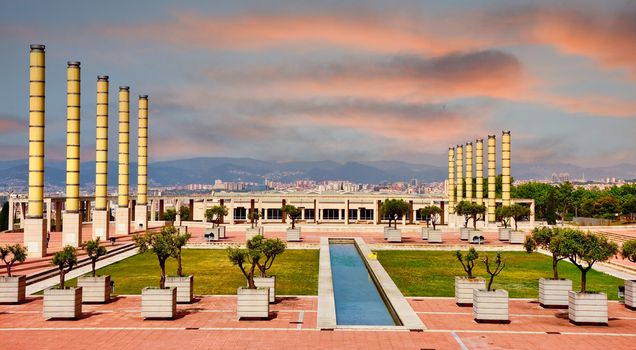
376,251,624,300
66,249,319,295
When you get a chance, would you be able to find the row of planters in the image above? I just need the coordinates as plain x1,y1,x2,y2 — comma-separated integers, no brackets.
454,227,633,325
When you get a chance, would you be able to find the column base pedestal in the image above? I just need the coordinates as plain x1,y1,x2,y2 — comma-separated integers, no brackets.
24,218,47,258
62,212,82,247
92,210,110,240
134,205,148,231
115,207,131,235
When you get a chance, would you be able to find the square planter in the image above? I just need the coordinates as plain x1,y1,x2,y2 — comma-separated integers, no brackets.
625,280,636,310
77,275,111,303
237,287,270,319
165,275,194,303
473,289,509,323
141,287,177,319
383,226,390,240
460,227,470,240
568,291,608,325
539,278,572,308
421,227,429,240
386,228,402,243
286,228,301,242
509,231,525,244
455,276,486,306
43,287,82,319
498,228,511,241
219,226,226,238
246,228,262,241
428,230,443,243
0,275,26,304
469,230,484,243
204,227,221,242
253,276,276,303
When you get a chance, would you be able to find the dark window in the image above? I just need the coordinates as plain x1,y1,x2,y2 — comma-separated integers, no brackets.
360,208,374,220
234,207,246,220
304,208,315,220
267,208,282,220
348,209,357,220
322,209,339,220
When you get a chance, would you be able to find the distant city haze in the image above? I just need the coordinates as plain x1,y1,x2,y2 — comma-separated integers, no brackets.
1,1,635,168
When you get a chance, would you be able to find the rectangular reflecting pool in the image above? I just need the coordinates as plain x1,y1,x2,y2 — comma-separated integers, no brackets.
329,241,399,326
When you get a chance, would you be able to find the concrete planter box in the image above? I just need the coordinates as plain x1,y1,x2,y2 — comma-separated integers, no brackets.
141,287,177,319
539,278,572,308
473,289,509,323
460,227,470,240
386,228,402,243
469,230,483,243
204,227,221,241
245,228,262,241
455,276,486,306
0,275,26,304
77,275,111,303
43,287,82,319
625,280,636,310
509,231,525,244
286,228,301,242
253,276,276,303
568,291,608,325
165,275,193,303
383,226,390,239
421,227,430,240
498,228,511,241
219,226,226,238
237,287,270,319
428,230,443,243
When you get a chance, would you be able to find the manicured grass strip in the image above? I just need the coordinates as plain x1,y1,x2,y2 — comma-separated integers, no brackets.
376,251,624,300
65,249,319,295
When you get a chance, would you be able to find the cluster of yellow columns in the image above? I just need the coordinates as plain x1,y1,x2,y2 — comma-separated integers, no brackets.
62,61,82,247
446,131,512,227
24,45,47,257
134,95,149,230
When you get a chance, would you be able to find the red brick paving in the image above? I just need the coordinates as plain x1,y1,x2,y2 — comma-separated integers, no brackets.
1,295,635,349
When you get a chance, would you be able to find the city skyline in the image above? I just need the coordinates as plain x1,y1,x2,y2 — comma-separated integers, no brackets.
1,0,635,167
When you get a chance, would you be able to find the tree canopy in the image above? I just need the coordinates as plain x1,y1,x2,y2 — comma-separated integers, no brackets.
51,245,78,289
282,204,301,229
381,199,409,229
559,229,618,292
419,205,443,230
0,244,27,277
83,238,107,277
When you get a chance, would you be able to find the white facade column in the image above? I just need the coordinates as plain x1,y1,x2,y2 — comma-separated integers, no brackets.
8,198,14,231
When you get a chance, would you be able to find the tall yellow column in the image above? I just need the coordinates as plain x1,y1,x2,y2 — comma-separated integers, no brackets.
134,95,149,230
447,147,455,214
465,142,473,201
93,75,110,239
487,135,497,223
116,86,131,235
456,145,463,204
62,61,82,247
24,44,47,257
502,131,511,207
475,139,484,205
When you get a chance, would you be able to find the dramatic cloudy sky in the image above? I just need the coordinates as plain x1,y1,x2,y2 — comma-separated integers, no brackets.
1,0,635,167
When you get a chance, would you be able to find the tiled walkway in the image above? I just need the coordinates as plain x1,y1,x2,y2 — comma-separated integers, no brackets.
1,295,635,349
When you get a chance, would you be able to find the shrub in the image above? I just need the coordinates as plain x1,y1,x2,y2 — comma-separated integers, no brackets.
0,244,27,277
560,230,618,292
282,205,301,229
51,246,77,289
134,227,179,288
455,247,479,279
381,199,409,229
83,238,107,277
419,206,443,230
483,252,505,291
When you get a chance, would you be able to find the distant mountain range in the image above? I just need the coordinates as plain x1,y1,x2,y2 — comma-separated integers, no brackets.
0,157,635,187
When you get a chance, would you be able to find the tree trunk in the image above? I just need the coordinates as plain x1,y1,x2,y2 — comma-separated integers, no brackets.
92,259,96,277
487,274,495,291
552,255,559,279
432,220,436,230
6,264,11,277
59,269,65,289
291,218,295,229
394,219,397,229
247,263,256,289
514,218,518,231
473,215,477,230
581,269,588,293
177,250,183,277
159,260,166,289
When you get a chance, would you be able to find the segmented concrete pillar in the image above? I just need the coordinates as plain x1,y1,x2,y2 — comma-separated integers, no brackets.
502,131,511,207
447,147,455,213
465,142,473,201
487,135,497,223
134,95,149,230
116,86,131,235
93,75,110,239
24,44,47,257
62,61,82,246
456,145,463,204
475,139,484,205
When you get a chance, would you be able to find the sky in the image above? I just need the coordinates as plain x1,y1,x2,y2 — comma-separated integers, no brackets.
0,0,635,168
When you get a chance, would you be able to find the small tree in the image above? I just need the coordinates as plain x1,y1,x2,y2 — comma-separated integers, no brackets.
468,203,486,230
496,206,513,229
483,252,505,291
0,244,27,277
179,205,190,221
133,227,178,289
163,208,177,222
51,245,78,289
83,238,107,277
419,206,443,230
524,227,568,279
282,205,301,229
455,201,471,228
174,228,192,277
250,235,287,277
205,205,228,227
227,237,262,289
510,204,531,231
455,247,479,279
621,239,636,262
248,209,261,229
381,199,409,229
560,230,618,292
